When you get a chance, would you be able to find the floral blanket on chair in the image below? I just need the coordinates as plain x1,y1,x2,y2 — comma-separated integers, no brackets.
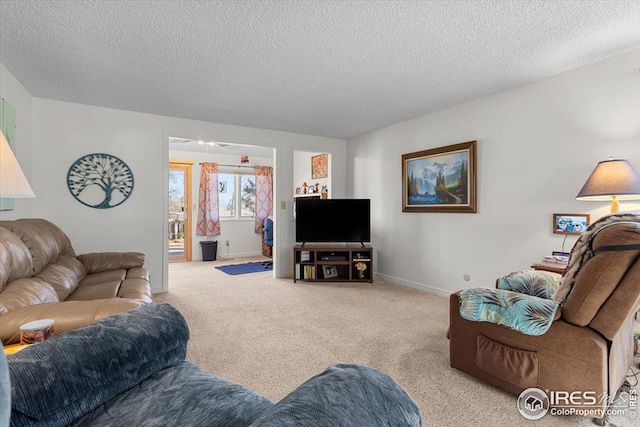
459,288,560,336
496,269,561,299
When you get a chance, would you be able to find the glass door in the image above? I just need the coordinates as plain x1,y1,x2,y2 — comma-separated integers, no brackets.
169,162,192,261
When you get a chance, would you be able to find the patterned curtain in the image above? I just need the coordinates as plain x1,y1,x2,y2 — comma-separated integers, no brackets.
255,166,273,233
196,162,221,236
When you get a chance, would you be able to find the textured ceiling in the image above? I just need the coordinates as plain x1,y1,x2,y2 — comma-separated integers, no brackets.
1,1,639,140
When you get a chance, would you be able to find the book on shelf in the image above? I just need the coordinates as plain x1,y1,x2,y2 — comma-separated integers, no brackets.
532,261,567,271
532,253,568,271
541,255,569,264
308,265,316,279
298,264,315,280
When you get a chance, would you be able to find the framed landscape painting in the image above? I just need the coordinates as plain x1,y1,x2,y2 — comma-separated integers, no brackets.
402,141,477,213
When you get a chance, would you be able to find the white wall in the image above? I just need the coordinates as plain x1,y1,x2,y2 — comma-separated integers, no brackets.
169,149,273,259
31,99,347,293
0,63,33,220
347,49,640,297
293,150,331,197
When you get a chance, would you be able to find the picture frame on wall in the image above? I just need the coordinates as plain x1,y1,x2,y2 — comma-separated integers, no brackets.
402,140,477,213
553,213,590,235
311,153,329,179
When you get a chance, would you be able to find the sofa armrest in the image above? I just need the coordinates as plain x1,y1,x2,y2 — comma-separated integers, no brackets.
7,303,188,427
248,364,421,427
0,298,144,344
77,252,145,274
496,269,560,299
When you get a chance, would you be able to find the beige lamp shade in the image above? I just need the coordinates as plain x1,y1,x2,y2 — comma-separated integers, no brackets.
0,130,35,198
576,158,640,212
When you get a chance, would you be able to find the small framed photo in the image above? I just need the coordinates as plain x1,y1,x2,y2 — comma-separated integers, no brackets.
295,187,301,195
553,213,590,235
322,265,338,279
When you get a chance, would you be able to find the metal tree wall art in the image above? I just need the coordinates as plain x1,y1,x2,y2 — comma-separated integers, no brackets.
67,153,134,209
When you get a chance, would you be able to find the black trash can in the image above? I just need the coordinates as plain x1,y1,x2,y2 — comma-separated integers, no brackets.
200,240,218,261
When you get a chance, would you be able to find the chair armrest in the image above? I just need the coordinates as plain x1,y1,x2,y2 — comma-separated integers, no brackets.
248,364,421,427
496,269,560,299
77,252,145,274
0,298,144,344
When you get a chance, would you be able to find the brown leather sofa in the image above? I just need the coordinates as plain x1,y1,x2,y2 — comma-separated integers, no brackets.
0,218,152,344
450,221,640,420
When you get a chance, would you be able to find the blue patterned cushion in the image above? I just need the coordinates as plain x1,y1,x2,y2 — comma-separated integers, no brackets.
248,364,422,427
459,288,559,336
496,270,560,300
71,362,273,427
0,347,10,427
9,303,189,427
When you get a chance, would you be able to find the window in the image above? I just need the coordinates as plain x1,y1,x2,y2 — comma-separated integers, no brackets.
218,173,255,218
240,175,256,217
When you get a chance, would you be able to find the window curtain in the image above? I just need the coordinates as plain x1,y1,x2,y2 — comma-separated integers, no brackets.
196,162,221,236
255,166,273,233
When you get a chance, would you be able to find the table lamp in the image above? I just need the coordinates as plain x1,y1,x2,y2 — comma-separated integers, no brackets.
0,130,35,198
576,157,640,213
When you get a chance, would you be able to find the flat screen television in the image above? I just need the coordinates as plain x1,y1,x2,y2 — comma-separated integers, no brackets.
296,198,370,243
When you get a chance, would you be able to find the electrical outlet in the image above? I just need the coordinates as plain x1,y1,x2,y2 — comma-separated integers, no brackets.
225,240,230,247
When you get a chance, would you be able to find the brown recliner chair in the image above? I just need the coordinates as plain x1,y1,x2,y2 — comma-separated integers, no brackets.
450,220,640,422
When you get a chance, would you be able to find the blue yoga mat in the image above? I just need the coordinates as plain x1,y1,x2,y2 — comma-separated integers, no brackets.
215,262,272,275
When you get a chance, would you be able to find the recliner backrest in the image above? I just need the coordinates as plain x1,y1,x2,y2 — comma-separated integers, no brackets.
0,227,33,291
562,222,640,337
0,219,77,275
0,219,86,304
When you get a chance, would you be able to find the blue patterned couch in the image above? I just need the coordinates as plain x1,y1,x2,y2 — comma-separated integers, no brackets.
1,303,421,427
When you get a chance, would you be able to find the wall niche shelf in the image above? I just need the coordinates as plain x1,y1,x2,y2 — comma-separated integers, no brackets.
293,244,373,283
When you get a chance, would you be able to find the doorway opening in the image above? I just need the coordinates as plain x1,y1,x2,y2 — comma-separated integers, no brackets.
165,136,276,290
168,160,193,261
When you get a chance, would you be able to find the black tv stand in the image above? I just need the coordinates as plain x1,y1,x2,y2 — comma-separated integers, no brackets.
293,244,373,283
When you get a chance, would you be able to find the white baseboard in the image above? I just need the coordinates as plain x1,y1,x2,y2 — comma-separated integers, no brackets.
374,272,452,298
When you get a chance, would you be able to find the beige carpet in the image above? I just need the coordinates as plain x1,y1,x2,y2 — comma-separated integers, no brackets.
156,257,639,427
